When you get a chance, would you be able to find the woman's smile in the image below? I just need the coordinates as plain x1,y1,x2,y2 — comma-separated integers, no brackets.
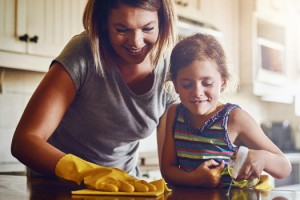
124,46,146,56
108,5,159,65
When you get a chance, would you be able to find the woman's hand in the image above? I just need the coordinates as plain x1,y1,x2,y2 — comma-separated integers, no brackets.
193,159,225,188
235,149,265,181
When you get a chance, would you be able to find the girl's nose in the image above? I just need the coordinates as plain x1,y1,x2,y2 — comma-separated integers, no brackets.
193,83,204,97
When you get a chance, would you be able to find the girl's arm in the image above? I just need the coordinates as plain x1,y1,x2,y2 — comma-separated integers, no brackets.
11,62,76,175
160,104,224,188
228,108,292,180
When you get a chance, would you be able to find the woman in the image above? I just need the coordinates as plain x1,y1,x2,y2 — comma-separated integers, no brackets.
11,0,178,191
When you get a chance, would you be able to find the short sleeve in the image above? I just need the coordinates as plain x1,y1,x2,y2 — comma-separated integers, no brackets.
51,32,95,91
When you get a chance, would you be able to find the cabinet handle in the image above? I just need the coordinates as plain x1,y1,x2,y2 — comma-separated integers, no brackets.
175,0,188,7
29,35,39,43
19,34,29,42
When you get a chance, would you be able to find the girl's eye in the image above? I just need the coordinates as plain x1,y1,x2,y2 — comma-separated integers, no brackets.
203,82,214,87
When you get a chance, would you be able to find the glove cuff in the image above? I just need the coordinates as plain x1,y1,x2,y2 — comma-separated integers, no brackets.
55,154,99,184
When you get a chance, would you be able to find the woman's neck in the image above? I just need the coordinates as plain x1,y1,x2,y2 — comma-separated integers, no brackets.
117,59,155,95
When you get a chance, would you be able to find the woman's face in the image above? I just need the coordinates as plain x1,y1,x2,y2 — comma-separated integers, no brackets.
108,5,159,66
174,59,226,116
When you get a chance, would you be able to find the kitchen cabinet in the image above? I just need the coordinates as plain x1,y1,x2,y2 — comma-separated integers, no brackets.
138,152,161,182
0,0,86,72
255,0,287,24
175,0,237,28
256,0,287,20
174,0,201,21
239,0,297,103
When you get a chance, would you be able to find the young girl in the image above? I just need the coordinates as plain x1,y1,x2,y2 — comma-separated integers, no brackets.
161,33,291,188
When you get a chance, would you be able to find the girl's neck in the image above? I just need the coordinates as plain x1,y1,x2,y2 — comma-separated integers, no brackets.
189,103,224,128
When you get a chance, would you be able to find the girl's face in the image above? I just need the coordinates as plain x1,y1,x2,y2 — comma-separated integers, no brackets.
108,5,159,66
174,59,226,116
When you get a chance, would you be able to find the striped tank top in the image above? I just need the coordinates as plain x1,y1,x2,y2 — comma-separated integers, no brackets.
173,103,240,187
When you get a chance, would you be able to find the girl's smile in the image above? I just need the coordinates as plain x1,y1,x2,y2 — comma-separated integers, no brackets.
174,59,226,117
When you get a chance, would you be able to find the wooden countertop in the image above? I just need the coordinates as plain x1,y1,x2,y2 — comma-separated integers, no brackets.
0,175,299,200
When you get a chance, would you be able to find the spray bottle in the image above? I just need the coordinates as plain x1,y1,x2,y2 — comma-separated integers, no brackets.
228,146,259,188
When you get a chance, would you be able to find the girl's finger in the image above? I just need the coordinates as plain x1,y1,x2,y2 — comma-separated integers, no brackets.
204,159,219,167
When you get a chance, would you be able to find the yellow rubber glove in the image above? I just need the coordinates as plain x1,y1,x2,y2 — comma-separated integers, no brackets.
55,154,156,192
254,175,273,191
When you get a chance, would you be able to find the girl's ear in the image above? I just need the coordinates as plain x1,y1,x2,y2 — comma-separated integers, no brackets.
221,79,227,92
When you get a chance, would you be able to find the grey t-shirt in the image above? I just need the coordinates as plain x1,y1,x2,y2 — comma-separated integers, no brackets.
47,32,178,176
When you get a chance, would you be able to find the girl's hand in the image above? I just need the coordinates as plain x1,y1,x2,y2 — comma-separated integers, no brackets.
235,149,265,181
193,159,225,188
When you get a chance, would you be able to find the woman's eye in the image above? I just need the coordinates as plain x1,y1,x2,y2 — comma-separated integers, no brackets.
142,27,154,32
116,28,129,33
182,82,192,88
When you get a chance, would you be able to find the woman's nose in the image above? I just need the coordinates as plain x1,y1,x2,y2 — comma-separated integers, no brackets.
129,30,144,48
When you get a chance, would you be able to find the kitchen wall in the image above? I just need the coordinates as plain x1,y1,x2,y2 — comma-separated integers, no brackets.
0,68,44,164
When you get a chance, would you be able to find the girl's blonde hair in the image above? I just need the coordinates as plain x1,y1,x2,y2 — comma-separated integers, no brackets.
83,0,177,76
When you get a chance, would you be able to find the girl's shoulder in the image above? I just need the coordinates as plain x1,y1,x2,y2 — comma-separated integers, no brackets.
216,103,241,119
168,103,180,114
224,102,241,110
166,103,181,118
226,103,253,125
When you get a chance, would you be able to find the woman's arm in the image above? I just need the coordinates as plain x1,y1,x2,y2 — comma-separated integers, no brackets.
11,62,76,175
160,104,224,188
228,108,292,180
156,109,168,165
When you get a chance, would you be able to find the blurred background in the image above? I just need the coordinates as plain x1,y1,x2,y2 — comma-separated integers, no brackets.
0,0,299,188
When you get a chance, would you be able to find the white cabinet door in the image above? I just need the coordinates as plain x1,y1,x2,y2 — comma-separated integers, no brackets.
255,0,287,24
175,0,201,21
0,0,86,57
0,0,26,53
174,0,224,25
25,0,86,57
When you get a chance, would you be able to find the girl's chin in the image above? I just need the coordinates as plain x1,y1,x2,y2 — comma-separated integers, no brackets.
189,105,214,116
190,109,208,116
